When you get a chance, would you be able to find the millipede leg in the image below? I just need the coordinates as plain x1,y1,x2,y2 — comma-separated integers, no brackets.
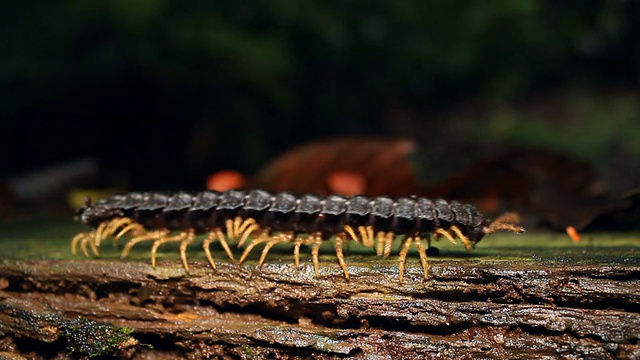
233,217,243,238
335,234,350,280
237,218,256,236
202,231,218,270
237,219,260,247
257,238,277,268
237,223,260,248
89,236,100,256
344,225,359,243
179,230,196,272
238,231,270,264
413,237,430,280
383,232,395,258
80,231,100,257
376,231,387,256
215,228,236,262
257,232,293,268
94,218,137,250
151,231,190,268
233,217,256,240
225,219,235,241
367,226,374,247
71,232,90,256
94,221,110,249
80,236,91,257
435,228,458,245
91,221,110,255
104,217,140,242
120,230,167,258
398,236,414,284
449,225,472,252
293,237,304,268
293,233,320,269
359,226,374,247
115,222,146,240
104,217,130,234
311,235,322,278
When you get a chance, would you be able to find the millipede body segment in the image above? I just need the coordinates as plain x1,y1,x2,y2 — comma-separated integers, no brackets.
72,190,525,282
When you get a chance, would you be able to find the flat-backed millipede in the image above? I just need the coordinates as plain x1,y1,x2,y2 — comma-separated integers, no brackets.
72,190,525,282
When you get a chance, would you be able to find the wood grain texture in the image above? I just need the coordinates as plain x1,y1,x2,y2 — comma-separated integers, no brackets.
1,257,639,359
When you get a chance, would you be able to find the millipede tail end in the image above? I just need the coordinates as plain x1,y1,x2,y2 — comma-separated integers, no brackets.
484,213,526,235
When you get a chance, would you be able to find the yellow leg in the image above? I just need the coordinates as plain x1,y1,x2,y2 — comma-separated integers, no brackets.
79,232,99,258
311,235,323,278
104,218,139,240
257,232,293,268
236,218,258,247
335,234,350,279
215,228,236,262
232,216,251,239
92,218,136,250
202,231,218,270
91,222,111,255
103,217,128,234
398,236,413,284
449,225,472,252
233,217,242,238
115,222,146,240
237,223,260,248
89,235,100,256
360,226,374,248
151,231,191,269
79,236,91,257
376,231,387,256
435,228,458,245
202,228,237,268
71,232,84,256
344,225,358,243
383,232,395,258
94,221,111,246
238,230,270,263
293,237,304,268
225,219,235,240
293,234,317,268
179,230,195,272
413,237,430,280
120,230,168,258
71,232,91,256
257,238,278,268
237,218,256,235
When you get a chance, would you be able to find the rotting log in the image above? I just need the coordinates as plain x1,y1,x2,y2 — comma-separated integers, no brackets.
0,258,639,359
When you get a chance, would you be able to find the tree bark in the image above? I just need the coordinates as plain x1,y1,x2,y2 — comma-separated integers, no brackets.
0,258,638,359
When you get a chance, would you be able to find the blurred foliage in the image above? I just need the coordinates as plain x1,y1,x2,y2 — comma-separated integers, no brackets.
477,91,640,192
481,92,640,158
1,1,638,187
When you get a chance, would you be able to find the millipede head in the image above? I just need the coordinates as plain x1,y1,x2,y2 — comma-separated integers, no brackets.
73,197,92,221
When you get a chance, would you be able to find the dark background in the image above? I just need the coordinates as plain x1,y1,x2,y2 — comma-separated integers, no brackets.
2,1,639,193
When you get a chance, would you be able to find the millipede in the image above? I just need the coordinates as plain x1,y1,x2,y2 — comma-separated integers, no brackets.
72,190,525,283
